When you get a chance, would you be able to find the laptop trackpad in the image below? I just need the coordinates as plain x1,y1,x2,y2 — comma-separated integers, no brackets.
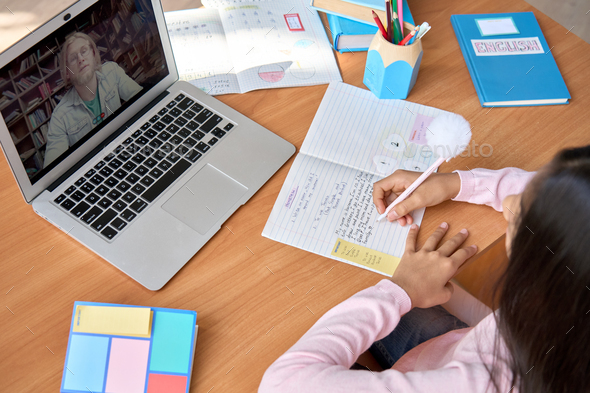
162,164,248,235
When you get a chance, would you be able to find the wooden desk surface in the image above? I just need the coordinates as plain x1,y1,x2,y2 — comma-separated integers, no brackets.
2,0,589,391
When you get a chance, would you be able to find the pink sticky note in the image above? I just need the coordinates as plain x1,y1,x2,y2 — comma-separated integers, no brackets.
105,338,151,393
147,373,188,393
409,113,434,145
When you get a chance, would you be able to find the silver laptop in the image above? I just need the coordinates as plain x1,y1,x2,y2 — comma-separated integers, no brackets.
0,0,295,290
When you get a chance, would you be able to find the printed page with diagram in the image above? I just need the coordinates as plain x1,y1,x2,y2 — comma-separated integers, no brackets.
164,8,241,95
209,0,341,92
165,7,293,94
184,0,340,93
166,0,341,94
263,82,450,276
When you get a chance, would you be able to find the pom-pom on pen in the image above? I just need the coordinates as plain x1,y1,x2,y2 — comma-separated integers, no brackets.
376,113,472,222
416,22,431,40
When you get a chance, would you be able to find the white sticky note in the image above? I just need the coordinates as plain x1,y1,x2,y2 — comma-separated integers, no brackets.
476,18,519,36
373,156,397,174
383,134,406,152
403,160,427,172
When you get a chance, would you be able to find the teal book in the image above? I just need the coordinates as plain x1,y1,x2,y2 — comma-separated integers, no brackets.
451,12,570,107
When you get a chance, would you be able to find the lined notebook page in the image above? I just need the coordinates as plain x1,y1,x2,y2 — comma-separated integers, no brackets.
301,83,447,172
262,82,451,275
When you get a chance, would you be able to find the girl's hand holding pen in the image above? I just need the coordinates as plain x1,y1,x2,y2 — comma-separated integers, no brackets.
373,170,461,225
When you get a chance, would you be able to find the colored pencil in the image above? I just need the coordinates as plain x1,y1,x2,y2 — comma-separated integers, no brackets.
391,0,398,43
398,28,416,45
372,10,388,40
385,1,392,42
397,0,403,37
392,12,402,44
407,25,420,45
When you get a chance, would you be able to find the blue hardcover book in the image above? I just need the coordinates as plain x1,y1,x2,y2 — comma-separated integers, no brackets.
327,13,378,53
451,12,570,107
313,0,413,30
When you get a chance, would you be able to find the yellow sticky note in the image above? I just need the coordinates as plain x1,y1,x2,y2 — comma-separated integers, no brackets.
72,305,153,338
331,238,401,276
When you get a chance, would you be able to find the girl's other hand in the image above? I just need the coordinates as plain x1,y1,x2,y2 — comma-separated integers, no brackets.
391,223,477,309
373,171,461,226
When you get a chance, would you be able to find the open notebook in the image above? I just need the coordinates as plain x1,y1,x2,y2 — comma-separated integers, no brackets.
263,82,453,276
164,0,341,95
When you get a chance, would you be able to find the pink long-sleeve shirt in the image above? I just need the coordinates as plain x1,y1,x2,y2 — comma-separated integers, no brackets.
259,168,535,393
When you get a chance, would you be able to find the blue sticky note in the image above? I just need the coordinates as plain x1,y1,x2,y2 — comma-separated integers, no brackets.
63,334,109,391
149,311,195,373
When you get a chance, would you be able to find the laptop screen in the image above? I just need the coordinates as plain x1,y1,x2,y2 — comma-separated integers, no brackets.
0,0,169,185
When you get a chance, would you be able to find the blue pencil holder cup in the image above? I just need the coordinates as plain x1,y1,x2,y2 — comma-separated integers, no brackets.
363,22,423,99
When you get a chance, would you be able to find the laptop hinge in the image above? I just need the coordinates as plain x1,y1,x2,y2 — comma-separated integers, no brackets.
47,90,170,192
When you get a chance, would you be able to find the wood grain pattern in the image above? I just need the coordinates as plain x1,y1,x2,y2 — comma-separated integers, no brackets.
1,0,589,391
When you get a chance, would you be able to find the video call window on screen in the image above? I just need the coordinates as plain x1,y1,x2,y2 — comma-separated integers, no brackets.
0,0,168,184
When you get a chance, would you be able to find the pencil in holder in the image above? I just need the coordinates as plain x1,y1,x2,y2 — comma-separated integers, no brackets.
363,22,423,99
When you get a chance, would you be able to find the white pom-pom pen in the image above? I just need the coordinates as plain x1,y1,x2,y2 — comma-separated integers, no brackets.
376,113,472,222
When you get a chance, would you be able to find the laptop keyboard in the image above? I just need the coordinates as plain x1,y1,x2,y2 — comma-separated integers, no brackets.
52,93,235,241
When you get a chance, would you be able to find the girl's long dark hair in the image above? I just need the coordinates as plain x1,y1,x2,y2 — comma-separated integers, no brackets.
489,146,590,393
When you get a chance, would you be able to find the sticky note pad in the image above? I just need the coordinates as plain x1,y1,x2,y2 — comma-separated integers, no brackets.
72,305,152,337
63,334,109,391
147,373,188,393
331,238,400,276
149,311,195,373
105,338,151,393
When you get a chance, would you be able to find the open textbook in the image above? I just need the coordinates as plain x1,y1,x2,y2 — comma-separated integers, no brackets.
164,0,341,95
262,82,452,276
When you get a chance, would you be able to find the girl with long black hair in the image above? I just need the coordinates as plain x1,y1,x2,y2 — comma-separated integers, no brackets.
260,145,590,393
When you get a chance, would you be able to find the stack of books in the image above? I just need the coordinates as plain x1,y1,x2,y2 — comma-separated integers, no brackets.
16,75,41,93
32,124,49,148
4,108,21,124
19,53,37,73
27,107,48,129
312,0,413,53
2,90,16,100
26,97,42,111
112,14,124,33
0,95,10,109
